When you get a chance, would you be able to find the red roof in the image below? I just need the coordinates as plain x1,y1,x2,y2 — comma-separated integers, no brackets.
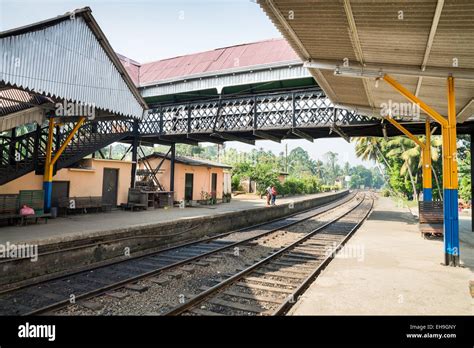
116,53,141,86
118,38,299,87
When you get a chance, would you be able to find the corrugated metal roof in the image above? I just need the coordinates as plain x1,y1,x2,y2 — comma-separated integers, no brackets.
258,0,474,121
0,7,147,119
118,38,301,87
0,88,51,116
141,152,232,169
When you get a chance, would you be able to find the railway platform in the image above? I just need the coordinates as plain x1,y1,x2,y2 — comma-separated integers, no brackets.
0,191,339,246
289,196,473,315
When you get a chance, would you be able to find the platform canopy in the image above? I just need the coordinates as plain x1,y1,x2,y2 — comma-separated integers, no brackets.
258,0,474,121
0,7,147,131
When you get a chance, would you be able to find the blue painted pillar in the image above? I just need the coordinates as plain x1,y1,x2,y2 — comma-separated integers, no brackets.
423,188,433,201
443,76,460,266
443,188,459,265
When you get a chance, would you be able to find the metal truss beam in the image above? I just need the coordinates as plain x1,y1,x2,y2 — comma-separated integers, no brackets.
211,132,255,145
187,134,224,144
330,125,350,143
291,128,313,142
253,130,282,143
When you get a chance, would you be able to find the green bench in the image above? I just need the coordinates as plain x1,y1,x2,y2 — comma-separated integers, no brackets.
0,194,20,225
18,190,51,225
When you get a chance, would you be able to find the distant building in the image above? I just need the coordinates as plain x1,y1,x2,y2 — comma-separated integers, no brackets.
334,177,344,189
138,152,232,204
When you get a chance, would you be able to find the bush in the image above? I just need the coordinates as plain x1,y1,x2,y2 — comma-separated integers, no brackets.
381,188,391,197
280,176,321,196
231,175,242,191
320,185,339,192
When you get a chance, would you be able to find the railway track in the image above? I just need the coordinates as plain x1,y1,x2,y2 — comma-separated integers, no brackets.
164,194,373,316
0,192,357,315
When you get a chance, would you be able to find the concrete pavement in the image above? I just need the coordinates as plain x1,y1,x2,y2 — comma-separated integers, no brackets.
289,195,473,315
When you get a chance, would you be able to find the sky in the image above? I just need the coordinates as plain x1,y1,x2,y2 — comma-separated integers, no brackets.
1,0,374,168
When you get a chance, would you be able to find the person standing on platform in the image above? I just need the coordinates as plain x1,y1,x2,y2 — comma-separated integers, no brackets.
271,185,278,206
266,185,272,206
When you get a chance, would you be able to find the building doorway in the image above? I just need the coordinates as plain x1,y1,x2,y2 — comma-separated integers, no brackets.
51,181,69,208
102,168,118,207
185,173,194,202
211,173,217,198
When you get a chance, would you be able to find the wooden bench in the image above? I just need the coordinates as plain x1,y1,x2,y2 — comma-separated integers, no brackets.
419,223,443,239
58,196,111,216
18,190,51,225
418,201,443,238
419,201,443,224
121,188,148,211
120,202,147,211
0,194,20,225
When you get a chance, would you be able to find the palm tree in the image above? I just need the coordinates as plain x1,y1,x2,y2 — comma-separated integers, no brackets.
389,135,443,200
353,137,392,181
386,138,420,201
354,137,390,167
313,160,326,182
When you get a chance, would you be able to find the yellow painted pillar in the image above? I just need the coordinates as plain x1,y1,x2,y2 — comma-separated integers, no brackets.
422,120,432,201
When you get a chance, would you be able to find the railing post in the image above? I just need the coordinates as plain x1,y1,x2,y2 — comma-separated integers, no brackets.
292,92,296,128
158,107,164,135
8,127,16,165
253,96,258,130
130,119,139,188
170,143,176,193
33,124,41,172
187,103,192,134
213,97,222,132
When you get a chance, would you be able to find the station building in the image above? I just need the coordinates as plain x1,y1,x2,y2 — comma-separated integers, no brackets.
1,158,133,207
138,152,232,204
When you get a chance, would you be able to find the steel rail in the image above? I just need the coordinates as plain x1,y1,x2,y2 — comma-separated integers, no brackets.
163,194,369,316
18,192,357,315
0,191,352,295
272,197,374,315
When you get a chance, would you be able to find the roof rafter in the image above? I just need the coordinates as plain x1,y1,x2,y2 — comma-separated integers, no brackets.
415,0,445,97
342,0,375,108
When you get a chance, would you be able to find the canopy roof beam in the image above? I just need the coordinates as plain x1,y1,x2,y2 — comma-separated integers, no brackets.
304,60,474,80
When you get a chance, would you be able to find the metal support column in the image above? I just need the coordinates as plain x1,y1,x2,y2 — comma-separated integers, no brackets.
43,118,55,212
170,143,176,192
383,74,460,266
130,119,139,188
43,117,86,212
443,76,459,266
423,120,433,201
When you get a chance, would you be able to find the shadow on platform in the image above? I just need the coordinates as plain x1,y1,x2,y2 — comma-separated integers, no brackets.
367,210,417,225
